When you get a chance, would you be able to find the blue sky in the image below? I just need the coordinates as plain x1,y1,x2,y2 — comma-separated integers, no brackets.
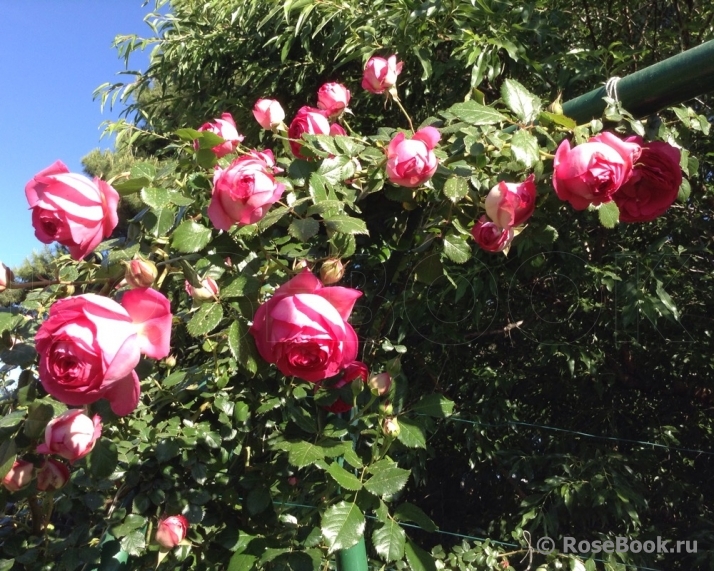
0,1,155,269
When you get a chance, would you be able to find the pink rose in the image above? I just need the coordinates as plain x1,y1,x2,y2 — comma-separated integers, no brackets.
288,106,331,159
35,289,172,416
368,372,391,396
322,361,369,414
0,262,13,293
185,277,219,301
2,460,33,492
156,515,189,549
249,269,362,383
253,99,286,130
25,160,120,261
208,150,285,230
386,126,440,188
317,83,351,117
553,132,641,210
196,112,244,158
471,216,514,253
362,55,403,94
613,137,682,223
485,174,537,227
36,410,102,463
36,458,70,492
330,123,347,137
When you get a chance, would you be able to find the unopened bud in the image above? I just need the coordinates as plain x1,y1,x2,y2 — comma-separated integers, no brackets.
164,355,177,368
548,92,564,115
380,401,394,415
0,262,14,293
125,257,158,289
36,459,70,492
368,372,391,396
382,417,400,438
320,259,344,285
185,277,219,301
58,284,75,298
2,459,33,492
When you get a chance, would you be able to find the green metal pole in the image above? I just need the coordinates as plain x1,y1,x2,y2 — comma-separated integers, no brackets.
335,536,369,571
562,40,714,122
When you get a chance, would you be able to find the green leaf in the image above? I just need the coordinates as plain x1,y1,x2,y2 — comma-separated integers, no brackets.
442,233,471,264
284,441,326,468
110,177,151,196
172,220,213,253
120,530,146,557
396,418,426,449
309,172,329,202
197,131,225,150
306,200,344,216
412,394,455,418
318,156,353,185
155,438,181,463
187,303,224,336
140,187,171,209
175,127,203,141
228,320,259,375
321,501,366,553
364,460,410,497
446,101,509,125
130,162,156,181
258,206,291,232
413,46,432,81
501,79,541,123
0,560,14,571
677,178,691,203
0,313,22,335
144,207,175,238
656,283,679,319
510,129,540,168
0,439,16,480
404,539,437,571
323,215,369,235
227,553,258,571
0,410,25,430
372,519,406,562
326,462,363,491
288,218,320,242
394,503,437,532
443,177,469,202
111,514,148,538
538,111,577,129
23,402,54,439
167,190,195,206
598,201,620,229
88,439,118,480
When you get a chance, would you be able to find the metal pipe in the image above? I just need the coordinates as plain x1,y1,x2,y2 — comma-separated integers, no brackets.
335,536,369,571
562,40,714,122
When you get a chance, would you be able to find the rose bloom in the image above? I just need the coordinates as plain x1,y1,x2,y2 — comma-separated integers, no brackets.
185,277,219,301
471,216,514,253
553,132,641,210
485,174,537,227
2,460,33,492
156,515,189,549
35,289,172,416
37,410,102,463
253,99,286,130
386,126,441,188
317,83,351,117
613,137,682,223
0,262,13,293
36,458,71,492
25,160,119,261
362,55,403,94
208,150,285,230
250,269,362,383
196,112,244,158
322,361,369,414
288,106,332,159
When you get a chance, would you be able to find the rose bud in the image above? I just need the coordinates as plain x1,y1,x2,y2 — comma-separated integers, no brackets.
553,132,641,210
288,107,332,159
322,361,370,414
185,277,219,301
485,174,537,228
317,82,351,117
253,98,286,130
613,137,682,222
330,123,347,137
368,372,392,396
471,216,514,253
36,458,70,492
0,262,13,293
156,515,189,549
36,410,102,463
320,259,345,285
287,476,299,487
2,459,33,492
124,257,158,289
196,112,244,158
362,55,403,95
386,127,440,188
382,416,401,438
